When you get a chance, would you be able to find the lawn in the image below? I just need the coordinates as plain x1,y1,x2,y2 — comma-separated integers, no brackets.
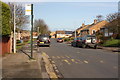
102,39,120,47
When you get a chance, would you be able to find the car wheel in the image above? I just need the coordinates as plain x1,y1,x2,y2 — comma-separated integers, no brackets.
94,45,97,49
82,44,86,48
74,43,77,47
48,45,50,47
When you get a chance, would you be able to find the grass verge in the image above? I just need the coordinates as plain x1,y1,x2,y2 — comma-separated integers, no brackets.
102,39,120,47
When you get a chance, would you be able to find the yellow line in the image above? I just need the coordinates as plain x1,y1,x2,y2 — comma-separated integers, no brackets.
75,62,78,64
100,60,104,63
52,56,55,58
57,56,60,59
66,56,70,58
61,56,65,58
71,59,75,62
84,60,88,64
64,59,71,65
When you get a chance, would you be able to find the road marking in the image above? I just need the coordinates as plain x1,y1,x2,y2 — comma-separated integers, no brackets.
113,66,117,69
71,59,75,62
84,60,88,64
77,59,83,64
75,62,78,64
57,56,60,59
61,56,65,58
77,52,80,53
71,59,79,64
52,56,55,59
100,60,104,63
63,59,71,65
66,56,70,58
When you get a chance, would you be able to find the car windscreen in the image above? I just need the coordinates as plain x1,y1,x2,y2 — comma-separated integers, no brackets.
37,36,49,41
58,38,62,40
87,37,96,40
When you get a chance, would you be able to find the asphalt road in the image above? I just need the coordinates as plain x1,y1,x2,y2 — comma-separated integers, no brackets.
38,38,118,78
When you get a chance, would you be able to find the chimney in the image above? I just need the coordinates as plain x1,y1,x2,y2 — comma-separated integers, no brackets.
82,23,85,27
94,19,97,24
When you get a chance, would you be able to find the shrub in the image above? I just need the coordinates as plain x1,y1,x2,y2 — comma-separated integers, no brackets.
0,1,11,36
16,40,21,43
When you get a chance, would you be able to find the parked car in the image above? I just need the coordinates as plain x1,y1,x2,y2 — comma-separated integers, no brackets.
37,34,50,47
71,37,80,47
57,38,63,43
78,35,97,48
71,35,98,48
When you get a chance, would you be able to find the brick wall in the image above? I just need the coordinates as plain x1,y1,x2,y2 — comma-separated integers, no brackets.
0,36,11,55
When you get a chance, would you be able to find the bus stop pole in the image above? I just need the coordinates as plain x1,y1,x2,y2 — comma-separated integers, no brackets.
30,4,34,59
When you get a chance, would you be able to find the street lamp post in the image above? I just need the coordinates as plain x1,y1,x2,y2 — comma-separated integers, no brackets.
13,3,16,53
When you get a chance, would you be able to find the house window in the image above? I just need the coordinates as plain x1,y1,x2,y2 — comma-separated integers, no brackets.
92,30,96,34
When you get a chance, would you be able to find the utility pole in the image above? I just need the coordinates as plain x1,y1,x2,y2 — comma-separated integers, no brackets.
75,30,77,38
30,4,34,59
37,27,39,36
13,3,16,53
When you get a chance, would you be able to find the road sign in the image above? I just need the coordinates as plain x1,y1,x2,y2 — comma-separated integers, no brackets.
25,4,31,15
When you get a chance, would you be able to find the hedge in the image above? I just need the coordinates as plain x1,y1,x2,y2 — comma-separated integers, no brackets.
0,1,11,36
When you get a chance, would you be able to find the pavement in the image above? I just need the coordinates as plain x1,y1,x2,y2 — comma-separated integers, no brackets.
98,46,120,52
1,43,48,80
2,53,42,79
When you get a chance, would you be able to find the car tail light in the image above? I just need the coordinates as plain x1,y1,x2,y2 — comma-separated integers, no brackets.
77,40,80,42
83,40,86,43
48,39,50,43
37,40,39,42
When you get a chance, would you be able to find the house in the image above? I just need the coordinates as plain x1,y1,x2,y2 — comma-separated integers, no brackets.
20,30,30,39
79,19,108,37
55,30,73,38
33,32,38,39
55,31,65,38
64,31,73,38
50,32,56,38
99,18,119,38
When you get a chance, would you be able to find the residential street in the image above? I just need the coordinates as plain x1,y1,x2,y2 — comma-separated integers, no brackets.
1,1,119,79
38,38,118,78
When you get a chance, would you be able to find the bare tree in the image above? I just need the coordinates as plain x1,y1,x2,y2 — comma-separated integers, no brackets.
34,19,51,35
106,12,119,22
96,15,104,22
8,3,29,31
105,12,120,36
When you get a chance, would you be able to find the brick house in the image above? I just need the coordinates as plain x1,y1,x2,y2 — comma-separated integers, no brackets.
77,19,108,37
50,32,56,38
20,30,30,39
55,31,73,38
55,31,65,38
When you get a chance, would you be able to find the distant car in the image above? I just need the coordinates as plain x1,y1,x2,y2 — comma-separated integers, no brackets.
37,34,50,47
57,38,63,43
71,35,98,49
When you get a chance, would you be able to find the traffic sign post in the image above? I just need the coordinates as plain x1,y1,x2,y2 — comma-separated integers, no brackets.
25,4,34,59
